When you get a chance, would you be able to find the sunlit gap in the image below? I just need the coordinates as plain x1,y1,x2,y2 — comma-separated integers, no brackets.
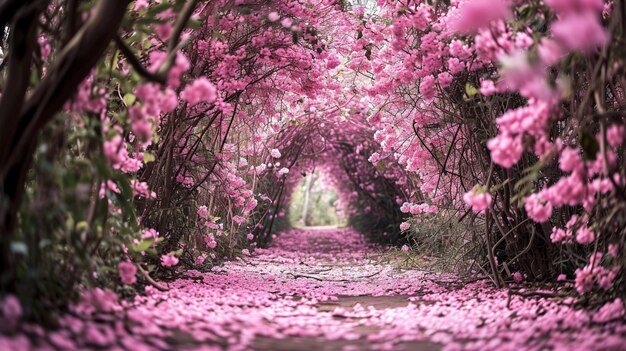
287,170,348,228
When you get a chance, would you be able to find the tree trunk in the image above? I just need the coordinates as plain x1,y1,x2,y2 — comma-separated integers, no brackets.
0,0,131,291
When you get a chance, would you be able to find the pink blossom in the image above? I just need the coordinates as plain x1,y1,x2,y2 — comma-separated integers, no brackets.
575,266,594,293
244,198,258,213
576,226,595,245
195,254,207,265
160,254,179,267
270,148,282,158
606,124,625,148
487,134,524,168
479,80,497,96
0,295,22,329
524,193,553,223
551,12,608,53
133,0,149,11
233,215,246,225
399,222,410,231
281,17,293,28
181,77,217,106
118,261,137,285
593,299,625,323
559,147,583,173
512,271,524,283
198,205,209,218
545,0,604,14
247,233,254,240
419,75,436,101
241,249,251,256
268,12,280,22
141,228,159,240
538,39,565,65
278,167,290,176
452,0,511,34
463,189,492,213
437,72,453,89
401,244,410,252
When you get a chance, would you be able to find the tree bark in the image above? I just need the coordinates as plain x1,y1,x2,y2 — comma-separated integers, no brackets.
0,0,131,291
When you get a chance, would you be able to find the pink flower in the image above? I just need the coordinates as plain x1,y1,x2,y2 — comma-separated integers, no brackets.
576,226,595,244
537,39,565,65
270,148,282,158
463,189,492,213
524,193,553,223
419,75,436,101
247,233,254,240
281,17,293,28
233,215,246,225
452,0,511,34
574,266,594,293
607,124,625,148
479,80,497,96
160,254,179,267
437,72,453,89
608,243,619,257
557,273,567,281
512,271,524,283
545,0,604,14
142,228,159,240
181,77,217,106
399,222,411,231
593,299,625,323
198,205,208,218
268,12,280,22
195,254,207,265
559,147,583,173
133,0,149,11
551,12,608,53
401,245,410,252
0,295,22,329
244,198,258,213
278,168,290,176
487,134,524,168
242,249,251,256
118,261,137,285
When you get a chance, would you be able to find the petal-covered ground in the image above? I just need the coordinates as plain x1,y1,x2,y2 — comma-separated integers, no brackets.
3,227,626,350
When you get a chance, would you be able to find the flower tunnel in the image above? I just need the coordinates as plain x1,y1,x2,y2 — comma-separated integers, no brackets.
1,0,626,348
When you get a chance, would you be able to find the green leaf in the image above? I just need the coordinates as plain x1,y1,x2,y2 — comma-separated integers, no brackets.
143,152,156,163
131,238,155,252
237,6,253,14
357,30,363,39
465,83,479,97
187,19,202,29
365,48,371,60
292,31,299,44
123,93,136,106
170,249,183,256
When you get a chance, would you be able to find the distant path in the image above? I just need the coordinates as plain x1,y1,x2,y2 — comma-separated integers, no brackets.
8,228,626,350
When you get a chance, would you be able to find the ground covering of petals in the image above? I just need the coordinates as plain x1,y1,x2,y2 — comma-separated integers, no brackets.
3,228,626,351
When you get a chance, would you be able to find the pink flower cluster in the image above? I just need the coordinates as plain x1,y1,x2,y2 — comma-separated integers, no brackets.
463,189,492,213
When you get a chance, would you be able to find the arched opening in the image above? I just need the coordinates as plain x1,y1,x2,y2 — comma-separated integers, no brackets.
287,170,348,227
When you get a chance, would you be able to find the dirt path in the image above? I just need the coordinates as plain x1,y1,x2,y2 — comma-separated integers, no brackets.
5,227,626,350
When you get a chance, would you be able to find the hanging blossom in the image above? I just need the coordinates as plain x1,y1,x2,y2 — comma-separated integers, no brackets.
160,255,179,267
463,188,492,213
118,261,137,285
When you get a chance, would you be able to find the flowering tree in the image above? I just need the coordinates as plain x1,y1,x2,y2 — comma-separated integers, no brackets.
0,0,625,325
